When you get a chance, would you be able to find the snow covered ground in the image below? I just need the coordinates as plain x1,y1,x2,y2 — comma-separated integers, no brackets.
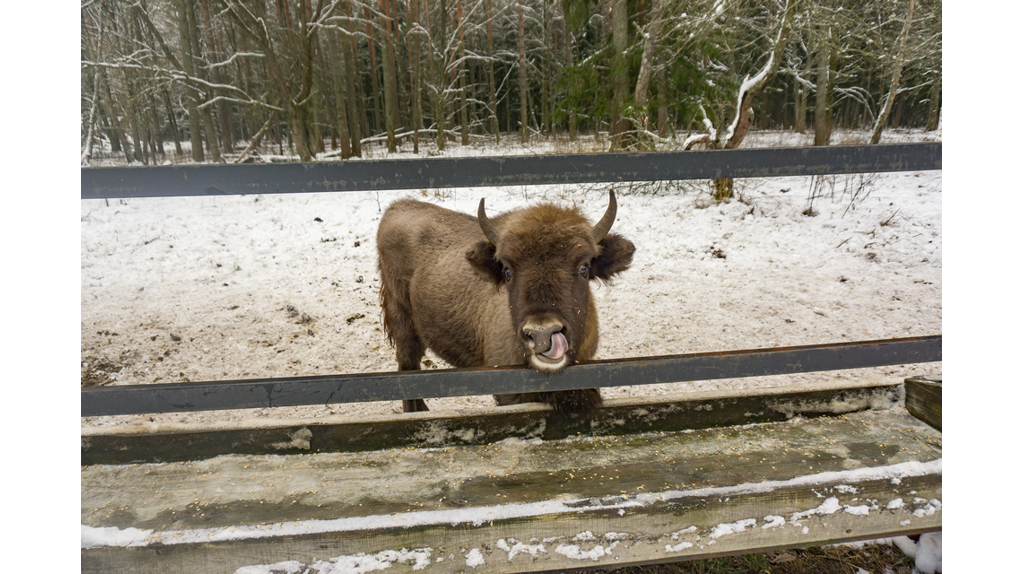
81,129,942,428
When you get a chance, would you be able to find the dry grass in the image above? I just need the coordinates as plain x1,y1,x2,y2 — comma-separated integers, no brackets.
578,543,916,574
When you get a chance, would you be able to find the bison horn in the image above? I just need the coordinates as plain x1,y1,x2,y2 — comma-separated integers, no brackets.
478,198,501,245
591,190,618,242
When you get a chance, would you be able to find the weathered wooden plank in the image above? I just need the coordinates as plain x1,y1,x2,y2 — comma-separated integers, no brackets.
82,380,904,465
82,407,941,574
905,376,941,431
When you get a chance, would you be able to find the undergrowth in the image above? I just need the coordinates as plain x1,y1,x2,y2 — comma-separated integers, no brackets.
579,543,916,574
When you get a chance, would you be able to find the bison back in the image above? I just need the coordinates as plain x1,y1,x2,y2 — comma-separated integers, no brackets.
377,199,518,369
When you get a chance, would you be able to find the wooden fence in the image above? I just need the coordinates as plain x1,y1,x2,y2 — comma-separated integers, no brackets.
81,143,942,574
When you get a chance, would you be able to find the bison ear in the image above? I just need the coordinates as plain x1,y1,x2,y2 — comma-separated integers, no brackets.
592,233,635,280
466,241,505,284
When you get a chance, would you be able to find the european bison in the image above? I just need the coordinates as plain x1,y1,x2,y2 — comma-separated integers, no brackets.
376,190,635,414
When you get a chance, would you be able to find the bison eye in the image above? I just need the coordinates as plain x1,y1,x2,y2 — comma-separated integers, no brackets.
504,268,513,282
579,264,589,277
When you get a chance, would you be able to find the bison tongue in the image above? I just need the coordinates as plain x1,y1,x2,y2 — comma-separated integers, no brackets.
541,332,568,361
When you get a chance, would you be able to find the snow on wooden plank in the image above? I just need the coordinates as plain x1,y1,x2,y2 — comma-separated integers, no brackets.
82,379,904,465
81,400,941,574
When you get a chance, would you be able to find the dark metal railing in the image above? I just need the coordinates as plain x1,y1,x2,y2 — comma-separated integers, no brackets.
81,336,941,417
81,143,940,199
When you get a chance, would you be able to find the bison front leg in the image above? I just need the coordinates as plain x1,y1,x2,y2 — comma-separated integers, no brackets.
380,291,430,412
395,329,430,412
393,331,429,413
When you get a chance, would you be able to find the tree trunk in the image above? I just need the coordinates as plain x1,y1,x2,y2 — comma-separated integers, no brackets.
82,73,100,164
794,72,807,134
147,92,166,159
161,87,184,156
434,0,448,150
540,0,549,137
517,0,528,144
96,67,135,163
379,0,400,152
456,0,469,145
409,0,424,152
329,31,352,159
175,0,205,161
813,25,833,147
226,0,312,160
657,67,669,138
364,7,383,137
608,0,630,150
183,0,221,161
634,0,664,144
870,0,915,144
199,0,233,154
485,0,499,143
344,4,363,157
925,74,941,131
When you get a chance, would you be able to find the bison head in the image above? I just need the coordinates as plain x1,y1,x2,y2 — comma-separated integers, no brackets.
466,190,635,373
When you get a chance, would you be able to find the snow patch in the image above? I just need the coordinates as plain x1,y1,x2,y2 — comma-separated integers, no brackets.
234,560,304,574
843,504,872,516
886,498,905,510
915,532,942,574
496,538,546,561
81,525,152,549
709,518,757,538
665,541,693,553
270,427,311,450
555,542,616,561
913,499,941,518
791,496,842,523
464,548,485,568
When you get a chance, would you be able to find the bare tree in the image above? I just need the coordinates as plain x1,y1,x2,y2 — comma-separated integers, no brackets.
684,0,801,199
608,0,629,150
633,0,665,140
517,0,529,143
870,0,915,144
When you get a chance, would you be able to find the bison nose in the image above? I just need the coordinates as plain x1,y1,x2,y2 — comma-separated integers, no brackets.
522,323,564,354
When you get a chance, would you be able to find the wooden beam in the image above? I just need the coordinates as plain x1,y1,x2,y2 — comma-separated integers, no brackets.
905,376,941,431
82,388,941,573
82,380,904,465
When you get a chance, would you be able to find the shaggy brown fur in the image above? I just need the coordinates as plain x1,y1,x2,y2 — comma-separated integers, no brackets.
376,192,634,414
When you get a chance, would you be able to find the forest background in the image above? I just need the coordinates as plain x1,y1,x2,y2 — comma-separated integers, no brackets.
80,0,941,168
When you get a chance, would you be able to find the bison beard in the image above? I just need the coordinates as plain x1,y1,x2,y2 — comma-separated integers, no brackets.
376,190,634,415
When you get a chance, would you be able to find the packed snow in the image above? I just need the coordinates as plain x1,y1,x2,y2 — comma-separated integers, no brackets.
80,130,941,429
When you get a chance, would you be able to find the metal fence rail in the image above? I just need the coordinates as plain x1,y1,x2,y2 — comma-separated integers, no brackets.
81,144,942,418
81,142,940,199
81,336,941,417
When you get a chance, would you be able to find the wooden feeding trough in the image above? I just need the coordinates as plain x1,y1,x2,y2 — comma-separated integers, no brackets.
81,377,941,574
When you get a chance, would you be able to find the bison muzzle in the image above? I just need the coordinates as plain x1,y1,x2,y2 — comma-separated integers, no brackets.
376,190,635,414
